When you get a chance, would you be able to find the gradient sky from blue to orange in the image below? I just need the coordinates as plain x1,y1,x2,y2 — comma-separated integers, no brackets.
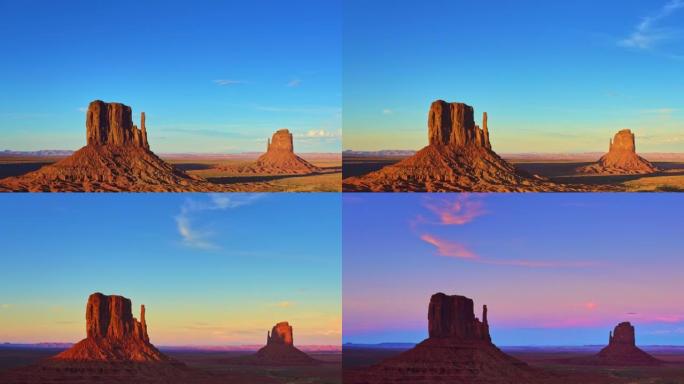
0,0,341,153
343,193,684,346
0,194,341,346
343,0,684,152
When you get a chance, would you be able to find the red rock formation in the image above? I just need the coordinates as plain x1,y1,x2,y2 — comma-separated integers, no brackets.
254,322,318,365
54,293,168,362
577,129,657,175
343,100,583,192
596,322,661,366
221,129,322,175
0,100,230,191
345,293,545,384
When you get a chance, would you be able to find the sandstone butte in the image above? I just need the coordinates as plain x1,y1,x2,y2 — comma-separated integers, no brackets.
345,293,548,384
220,129,322,175
252,321,318,365
343,100,589,192
53,292,169,362
595,322,662,366
577,129,658,175
0,100,233,192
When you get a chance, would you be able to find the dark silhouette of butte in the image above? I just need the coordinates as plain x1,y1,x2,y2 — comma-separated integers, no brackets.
577,129,657,175
345,293,546,384
222,129,321,175
0,100,229,191
251,321,318,365
0,292,213,384
343,100,580,191
595,322,662,366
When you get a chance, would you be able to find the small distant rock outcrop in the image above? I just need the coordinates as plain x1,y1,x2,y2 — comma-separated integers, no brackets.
252,322,318,365
221,129,321,175
577,129,657,175
595,322,662,366
343,100,579,192
345,293,545,384
0,100,229,191
53,293,168,362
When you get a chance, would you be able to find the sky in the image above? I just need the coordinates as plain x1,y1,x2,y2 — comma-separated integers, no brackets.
0,0,341,153
343,193,684,346
343,0,684,152
0,194,341,346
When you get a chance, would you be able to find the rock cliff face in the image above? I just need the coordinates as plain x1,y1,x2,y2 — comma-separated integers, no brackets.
428,293,490,341
254,322,317,365
345,293,544,384
596,322,661,366
577,129,657,175
221,129,321,175
54,293,168,362
343,100,581,192
0,100,230,192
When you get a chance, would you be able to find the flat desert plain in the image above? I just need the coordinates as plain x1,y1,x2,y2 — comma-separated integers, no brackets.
0,345,341,384
342,153,684,192
343,344,684,384
0,153,342,192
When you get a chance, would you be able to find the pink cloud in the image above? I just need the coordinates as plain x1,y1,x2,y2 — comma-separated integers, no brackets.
424,194,486,225
420,233,596,268
420,234,477,259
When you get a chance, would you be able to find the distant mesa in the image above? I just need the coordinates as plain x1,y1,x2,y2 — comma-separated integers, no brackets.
53,292,169,362
577,129,658,175
343,100,579,192
345,292,545,383
595,322,662,366
221,129,322,175
252,321,319,365
0,100,229,192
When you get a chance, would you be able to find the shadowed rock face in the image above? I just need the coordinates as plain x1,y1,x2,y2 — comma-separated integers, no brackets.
345,293,544,384
596,322,661,366
577,129,657,175
428,293,490,341
54,293,168,362
86,100,149,149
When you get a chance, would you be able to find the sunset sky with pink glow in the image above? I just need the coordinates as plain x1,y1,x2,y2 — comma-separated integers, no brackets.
343,194,684,346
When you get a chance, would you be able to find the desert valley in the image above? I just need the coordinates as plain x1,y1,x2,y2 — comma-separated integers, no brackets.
0,100,340,192
343,100,684,192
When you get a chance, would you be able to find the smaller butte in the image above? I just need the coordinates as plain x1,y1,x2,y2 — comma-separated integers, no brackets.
596,322,662,366
251,321,319,365
220,129,322,175
577,129,657,175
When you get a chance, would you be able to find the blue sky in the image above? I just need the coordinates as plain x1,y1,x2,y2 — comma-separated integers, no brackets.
0,0,341,153
0,194,341,346
344,0,684,152
343,193,684,346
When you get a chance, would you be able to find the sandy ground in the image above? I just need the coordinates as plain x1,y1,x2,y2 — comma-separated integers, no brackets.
342,155,684,192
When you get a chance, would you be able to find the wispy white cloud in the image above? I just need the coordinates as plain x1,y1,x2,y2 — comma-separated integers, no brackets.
295,129,341,139
382,109,393,115
619,0,684,50
214,79,246,86
287,78,301,87
176,194,263,250
77,107,87,113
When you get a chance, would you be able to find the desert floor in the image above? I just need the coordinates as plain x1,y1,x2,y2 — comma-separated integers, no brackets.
0,154,342,192
0,346,341,384
343,345,684,384
342,155,684,192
